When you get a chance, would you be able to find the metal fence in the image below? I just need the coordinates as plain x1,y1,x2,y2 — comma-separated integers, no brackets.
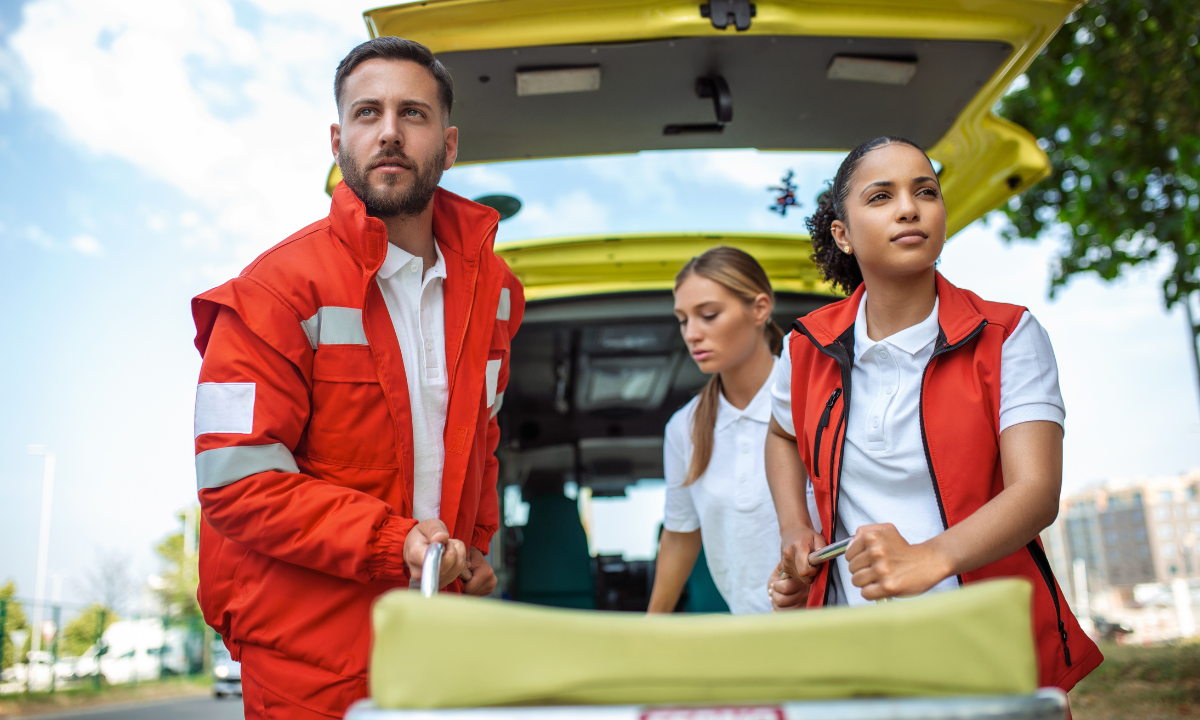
0,595,212,695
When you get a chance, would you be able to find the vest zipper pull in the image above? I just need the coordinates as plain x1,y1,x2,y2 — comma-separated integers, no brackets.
812,388,842,478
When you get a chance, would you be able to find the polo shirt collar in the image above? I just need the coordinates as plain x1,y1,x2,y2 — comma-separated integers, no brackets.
377,239,447,283
853,293,940,361
715,357,779,431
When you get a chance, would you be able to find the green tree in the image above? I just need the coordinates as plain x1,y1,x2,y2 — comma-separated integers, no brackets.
60,604,118,658
0,580,29,670
154,507,201,626
998,0,1200,401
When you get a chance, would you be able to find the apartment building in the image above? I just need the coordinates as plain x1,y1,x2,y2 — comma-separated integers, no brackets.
1048,469,1200,600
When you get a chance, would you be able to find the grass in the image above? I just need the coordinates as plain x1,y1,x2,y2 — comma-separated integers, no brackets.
1072,641,1200,719
0,674,213,717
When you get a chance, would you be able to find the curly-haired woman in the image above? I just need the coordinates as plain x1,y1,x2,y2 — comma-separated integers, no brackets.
764,136,1101,692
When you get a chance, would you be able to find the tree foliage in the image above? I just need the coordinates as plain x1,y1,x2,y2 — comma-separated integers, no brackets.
998,0,1200,325
0,580,29,670
153,508,200,626
61,604,118,658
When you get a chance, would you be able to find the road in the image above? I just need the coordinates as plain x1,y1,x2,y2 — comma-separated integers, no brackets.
35,696,245,719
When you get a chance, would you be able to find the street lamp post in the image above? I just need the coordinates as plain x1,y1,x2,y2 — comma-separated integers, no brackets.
27,446,55,657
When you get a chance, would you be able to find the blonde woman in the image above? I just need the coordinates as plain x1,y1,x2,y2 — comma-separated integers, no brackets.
648,246,813,614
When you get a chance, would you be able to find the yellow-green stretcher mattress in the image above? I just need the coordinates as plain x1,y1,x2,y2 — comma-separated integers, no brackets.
370,578,1037,709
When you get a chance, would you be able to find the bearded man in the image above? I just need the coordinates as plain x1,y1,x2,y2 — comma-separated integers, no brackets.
189,37,524,719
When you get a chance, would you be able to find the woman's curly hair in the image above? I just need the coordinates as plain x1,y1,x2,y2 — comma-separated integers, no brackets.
806,136,930,295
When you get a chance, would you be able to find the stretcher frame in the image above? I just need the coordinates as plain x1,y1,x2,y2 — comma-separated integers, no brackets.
346,544,1068,720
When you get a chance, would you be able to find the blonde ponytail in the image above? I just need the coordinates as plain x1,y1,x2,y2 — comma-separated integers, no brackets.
685,375,723,486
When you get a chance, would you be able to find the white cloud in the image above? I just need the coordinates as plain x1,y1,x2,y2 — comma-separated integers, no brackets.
453,165,517,195
7,0,371,268
69,234,105,256
500,190,610,241
25,224,53,250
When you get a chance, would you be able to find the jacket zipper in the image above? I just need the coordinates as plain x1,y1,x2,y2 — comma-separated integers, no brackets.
793,320,854,607
1026,539,1073,666
812,388,842,478
912,318,1072,667
917,320,987,587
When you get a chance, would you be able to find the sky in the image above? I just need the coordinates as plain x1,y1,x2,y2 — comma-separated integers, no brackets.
0,0,1197,609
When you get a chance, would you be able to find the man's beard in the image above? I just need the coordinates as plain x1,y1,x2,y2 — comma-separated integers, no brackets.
338,144,446,218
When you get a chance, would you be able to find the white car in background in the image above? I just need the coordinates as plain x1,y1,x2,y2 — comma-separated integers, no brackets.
212,641,242,698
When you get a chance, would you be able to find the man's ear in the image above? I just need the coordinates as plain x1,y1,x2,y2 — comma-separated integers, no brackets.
331,123,342,164
443,125,459,170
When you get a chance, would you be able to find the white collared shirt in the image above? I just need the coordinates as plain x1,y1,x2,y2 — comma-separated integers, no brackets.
771,297,1065,606
663,359,816,614
375,241,449,522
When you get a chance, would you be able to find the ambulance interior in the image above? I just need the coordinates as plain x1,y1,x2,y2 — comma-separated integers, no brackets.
494,291,830,611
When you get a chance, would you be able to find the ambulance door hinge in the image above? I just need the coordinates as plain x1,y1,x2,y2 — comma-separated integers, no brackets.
700,0,756,31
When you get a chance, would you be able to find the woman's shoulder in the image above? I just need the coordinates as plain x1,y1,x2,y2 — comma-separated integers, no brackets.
940,279,1029,335
666,396,701,438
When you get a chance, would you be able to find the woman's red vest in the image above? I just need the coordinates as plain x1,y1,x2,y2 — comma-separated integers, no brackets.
788,273,1101,691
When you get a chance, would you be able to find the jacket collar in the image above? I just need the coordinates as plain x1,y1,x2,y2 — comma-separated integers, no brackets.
326,181,501,276
797,272,985,351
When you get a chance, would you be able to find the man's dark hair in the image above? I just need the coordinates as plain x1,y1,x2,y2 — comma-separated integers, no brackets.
334,37,454,120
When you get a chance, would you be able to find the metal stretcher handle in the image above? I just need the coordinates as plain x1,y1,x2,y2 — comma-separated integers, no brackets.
421,542,445,598
809,537,853,565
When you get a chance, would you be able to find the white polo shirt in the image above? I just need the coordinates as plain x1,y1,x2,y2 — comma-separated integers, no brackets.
771,297,1065,606
375,241,449,522
663,359,820,614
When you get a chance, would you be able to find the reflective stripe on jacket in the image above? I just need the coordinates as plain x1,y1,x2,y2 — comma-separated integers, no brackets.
788,272,1101,692
190,183,524,709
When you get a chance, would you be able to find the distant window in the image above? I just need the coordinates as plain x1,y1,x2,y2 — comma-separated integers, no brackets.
1157,507,1171,521
1161,525,1174,539
1136,528,1147,541
1135,509,1144,521
1140,546,1150,557
1193,523,1200,536
1164,543,1176,557
1178,506,1188,519
1162,491,1175,504
1103,514,1116,527
1191,505,1200,518
1106,531,1119,544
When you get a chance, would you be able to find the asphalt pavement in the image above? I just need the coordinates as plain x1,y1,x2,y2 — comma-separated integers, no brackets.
33,696,244,719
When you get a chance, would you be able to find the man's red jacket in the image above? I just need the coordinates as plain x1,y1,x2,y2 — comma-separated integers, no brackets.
191,183,524,712
788,273,1101,692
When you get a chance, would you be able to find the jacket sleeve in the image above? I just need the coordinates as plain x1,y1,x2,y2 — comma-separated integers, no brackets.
194,292,416,584
471,274,525,554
